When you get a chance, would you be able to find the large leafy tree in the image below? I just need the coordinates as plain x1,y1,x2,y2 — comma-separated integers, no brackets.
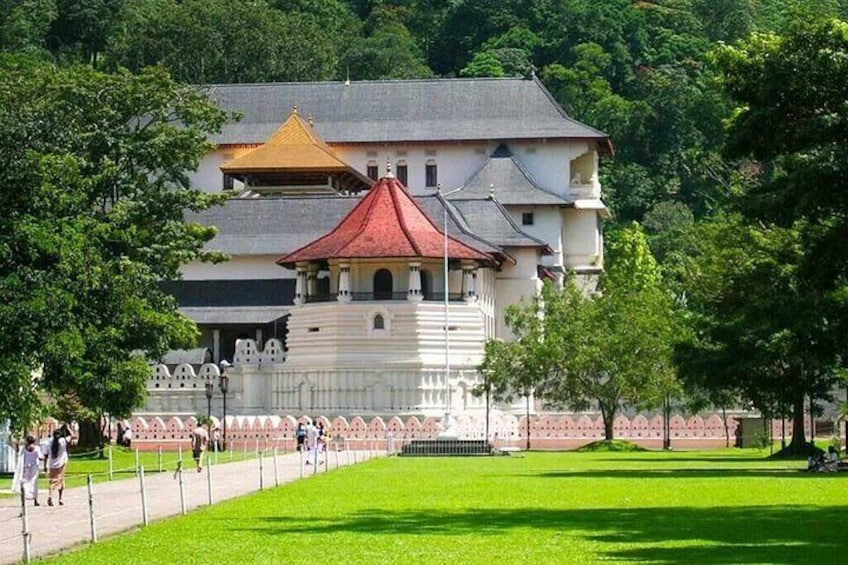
483,224,678,442
673,216,843,454
0,59,230,439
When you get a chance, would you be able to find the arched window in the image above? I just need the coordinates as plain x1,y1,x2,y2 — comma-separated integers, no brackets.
373,314,385,330
373,269,393,300
420,269,433,300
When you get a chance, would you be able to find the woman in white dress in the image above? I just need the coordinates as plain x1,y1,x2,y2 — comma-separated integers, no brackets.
12,435,44,507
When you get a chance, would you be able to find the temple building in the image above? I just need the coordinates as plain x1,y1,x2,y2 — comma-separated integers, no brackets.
145,76,610,420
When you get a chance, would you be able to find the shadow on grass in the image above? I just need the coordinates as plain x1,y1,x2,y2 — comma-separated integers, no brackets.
243,504,847,564
530,468,833,479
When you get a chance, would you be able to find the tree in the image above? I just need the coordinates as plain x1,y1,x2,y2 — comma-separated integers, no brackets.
107,0,346,83
673,215,843,454
340,7,433,80
0,59,231,440
483,224,679,442
542,224,679,441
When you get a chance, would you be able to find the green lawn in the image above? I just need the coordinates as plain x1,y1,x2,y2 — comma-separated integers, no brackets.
42,448,845,564
1,445,260,497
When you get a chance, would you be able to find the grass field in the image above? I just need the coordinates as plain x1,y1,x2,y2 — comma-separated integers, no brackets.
40,448,847,564
1,445,259,497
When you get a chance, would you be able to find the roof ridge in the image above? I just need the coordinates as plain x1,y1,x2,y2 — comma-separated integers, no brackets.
205,77,534,89
390,179,424,257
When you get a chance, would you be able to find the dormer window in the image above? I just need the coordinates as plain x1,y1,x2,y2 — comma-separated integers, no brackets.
223,174,235,191
522,212,534,226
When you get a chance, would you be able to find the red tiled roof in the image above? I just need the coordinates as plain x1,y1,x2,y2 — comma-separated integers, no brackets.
277,176,494,266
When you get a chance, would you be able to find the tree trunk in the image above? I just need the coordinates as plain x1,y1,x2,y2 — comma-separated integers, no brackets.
600,404,615,441
77,419,105,455
722,405,730,448
787,394,807,453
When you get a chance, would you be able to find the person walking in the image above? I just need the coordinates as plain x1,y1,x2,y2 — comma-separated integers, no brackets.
295,422,306,452
191,421,209,472
305,419,319,465
47,424,74,507
12,435,44,508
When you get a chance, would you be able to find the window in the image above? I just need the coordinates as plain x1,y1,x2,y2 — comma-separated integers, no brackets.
396,163,408,186
223,174,234,191
373,269,393,300
425,162,438,188
522,212,534,226
373,314,385,330
367,164,379,181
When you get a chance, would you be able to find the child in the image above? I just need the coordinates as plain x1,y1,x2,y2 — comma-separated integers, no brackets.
12,435,44,507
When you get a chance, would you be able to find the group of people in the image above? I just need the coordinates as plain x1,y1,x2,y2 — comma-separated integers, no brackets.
807,445,841,472
295,419,328,465
12,423,75,509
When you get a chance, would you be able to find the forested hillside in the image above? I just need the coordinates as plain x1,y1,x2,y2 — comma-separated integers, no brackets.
3,1,848,452
1,0,845,225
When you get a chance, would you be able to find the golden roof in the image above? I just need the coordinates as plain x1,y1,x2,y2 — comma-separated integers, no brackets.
221,109,351,173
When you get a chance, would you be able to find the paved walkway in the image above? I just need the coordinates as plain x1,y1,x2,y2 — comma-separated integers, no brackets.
0,448,381,564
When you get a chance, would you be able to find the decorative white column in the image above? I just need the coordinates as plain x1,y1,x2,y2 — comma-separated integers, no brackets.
294,265,307,306
307,266,318,298
213,329,221,363
462,262,477,302
337,263,352,303
407,261,423,302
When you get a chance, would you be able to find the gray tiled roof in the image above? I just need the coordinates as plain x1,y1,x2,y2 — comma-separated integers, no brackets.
449,144,567,205
448,199,550,250
188,196,359,255
190,188,547,259
205,77,607,145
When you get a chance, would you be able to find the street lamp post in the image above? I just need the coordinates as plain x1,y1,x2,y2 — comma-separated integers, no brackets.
204,380,214,423
219,360,230,451
663,393,672,450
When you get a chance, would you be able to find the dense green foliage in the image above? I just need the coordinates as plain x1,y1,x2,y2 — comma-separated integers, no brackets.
3,2,848,446
45,451,847,564
482,224,679,441
0,59,230,436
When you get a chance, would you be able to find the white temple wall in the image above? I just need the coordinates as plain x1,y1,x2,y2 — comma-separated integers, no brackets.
494,248,542,339
193,138,598,198
336,144,491,192
181,254,294,280
562,208,603,269
504,205,563,269
285,301,485,369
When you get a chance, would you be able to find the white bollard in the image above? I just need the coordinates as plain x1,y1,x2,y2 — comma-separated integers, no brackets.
107,446,114,481
273,447,279,487
206,461,213,505
299,447,304,479
242,441,247,461
178,441,183,463
176,461,186,515
259,450,264,491
334,445,340,469
20,484,31,563
87,475,98,543
157,446,163,473
135,448,140,475
138,467,149,526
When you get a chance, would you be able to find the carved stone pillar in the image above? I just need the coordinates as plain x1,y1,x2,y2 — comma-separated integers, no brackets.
407,261,423,302
337,263,352,303
462,262,477,302
294,265,307,306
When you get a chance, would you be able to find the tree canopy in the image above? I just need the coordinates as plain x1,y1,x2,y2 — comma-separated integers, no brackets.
0,58,230,435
